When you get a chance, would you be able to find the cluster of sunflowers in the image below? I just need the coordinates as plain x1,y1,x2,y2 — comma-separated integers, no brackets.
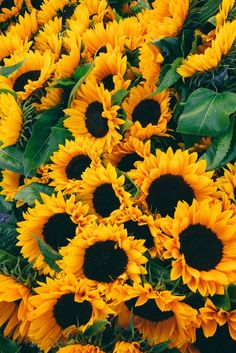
0,0,236,352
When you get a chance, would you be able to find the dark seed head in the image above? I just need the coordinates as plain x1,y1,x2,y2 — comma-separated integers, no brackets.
85,101,109,138
13,70,41,92
65,155,91,180
93,183,121,217
132,99,161,127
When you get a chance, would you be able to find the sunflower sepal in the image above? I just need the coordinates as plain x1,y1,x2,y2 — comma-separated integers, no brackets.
36,236,62,272
0,59,25,77
111,89,129,106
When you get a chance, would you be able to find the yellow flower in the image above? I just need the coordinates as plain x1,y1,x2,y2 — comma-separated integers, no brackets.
113,341,142,353
177,20,236,78
162,199,236,296
0,0,23,23
0,274,32,343
139,43,164,86
122,83,171,139
130,148,217,217
28,275,113,352
57,344,106,353
59,222,147,284
0,93,22,148
17,192,96,275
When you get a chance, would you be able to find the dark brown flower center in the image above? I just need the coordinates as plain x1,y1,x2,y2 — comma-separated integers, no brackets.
53,293,92,329
42,213,77,251
85,101,109,138
57,4,76,25
123,220,154,248
65,155,91,180
179,223,223,271
30,0,43,10
117,153,143,172
132,99,161,127
125,297,173,323
13,70,41,92
146,174,195,217
1,0,15,9
101,74,115,91
93,183,121,217
83,240,128,283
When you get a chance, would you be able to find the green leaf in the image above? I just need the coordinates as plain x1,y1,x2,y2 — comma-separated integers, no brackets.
0,195,12,213
0,146,24,174
119,119,132,135
219,119,236,167
111,89,129,105
0,249,18,266
212,291,231,311
36,236,62,272
130,0,151,13
192,0,222,27
0,336,19,353
121,172,139,198
228,284,236,302
154,58,182,93
0,59,25,77
46,118,72,160
85,321,110,337
52,77,75,88
177,89,236,136
200,118,235,170
151,340,171,353
0,223,18,255
68,62,94,107
23,108,62,175
14,183,54,206
152,37,181,61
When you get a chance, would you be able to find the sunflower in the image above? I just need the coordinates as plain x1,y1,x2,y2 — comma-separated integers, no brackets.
49,137,103,194
82,21,125,60
113,341,143,353
131,148,217,217
0,170,39,207
37,0,77,26
104,136,151,176
122,83,171,140
138,0,189,41
216,161,236,210
59,222,147,284
0,0,23,23
162,199,236,296
0,32,31,63
115,282,198,348
25,0,44,11
177,20,236,78
34,86,63,112
33,16,63,59
64,79,123,153
139,43,164,86
215,0,235,28
0,92,22,148
89,46,130,94
28,275,113,352
17,192,96,275
57,344,106,353
0,274,32,343
80,0,108,23
77,163,134,220
7,9,38,41
118,16,145,52
107,205,164,258
2,50,55,101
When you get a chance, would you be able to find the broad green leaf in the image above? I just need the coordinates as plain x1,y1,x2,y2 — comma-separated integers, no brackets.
130,0,151,13
0,336,19,353
0,146,24,174
177,89,236,136
180,29,195,57
52,77,75,88
212,292,231,311
111,89,129,105
68,62,94,107
23,108,62,175
154,58,182,93
200,118,235,170
0,59,25,77
85,321,110,337
153,37,181,61
14,183,54,206
219,120,236,167
46,117,72,160
193,0,222,27
151,340,171,353
36,236,62,272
